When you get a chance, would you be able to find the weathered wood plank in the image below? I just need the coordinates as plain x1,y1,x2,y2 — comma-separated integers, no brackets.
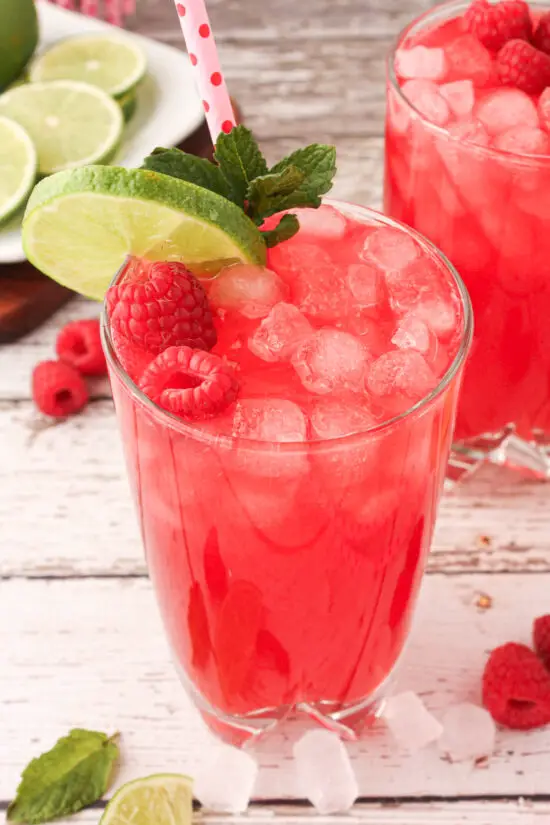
2,574,550,802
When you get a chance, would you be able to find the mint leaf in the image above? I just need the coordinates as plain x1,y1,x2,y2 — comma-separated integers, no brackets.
261,214,300,248
142,147,232,201
247,166,305,222
214,125,268,207
270,144,336,209
8,729,119,824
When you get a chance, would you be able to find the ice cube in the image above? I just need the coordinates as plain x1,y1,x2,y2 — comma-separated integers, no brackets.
362,225,419,272
395,46,447,81
440,79,475,118
194,743,258,813
292,204,347,239
391,312,436,356
401,79,450,127
383,692,443,753
367,350,437,402
444,34,494,87
438,703,496,763
383,258,439,314
293,263,353,322
414,295,458,342
248,302,313,362
475,88,539,136
293,730,359,814
292,329,368,394
310,399,376,439
233,398,307,442
493,125,550,155
347,262,385,308
209,264,288,319
447,118,490,147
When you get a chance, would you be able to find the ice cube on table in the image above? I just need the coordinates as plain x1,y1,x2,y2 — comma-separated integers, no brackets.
401,79,450,127
440,79,475,118
391,313,436,356
291,204,348,239
292,328,369,394
367,350,436,402
395,46,447,81
347,262,385,308
444,34,494,87
194,743,258,813
233,398,307,442
209,264,288,319
293,730,359,814
475,88,539,136
383,692,443,753
248,302,313,362
438,703,496,763
310,399,376,439
493,125,550,155
362,225,419,272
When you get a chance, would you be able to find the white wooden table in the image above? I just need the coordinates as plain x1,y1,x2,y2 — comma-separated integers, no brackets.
2,1,550,822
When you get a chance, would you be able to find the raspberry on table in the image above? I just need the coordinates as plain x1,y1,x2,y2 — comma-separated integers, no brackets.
482,642,550,730
32,360,89,418
138,346,239,419
56,318,107,376
107,258,217,354
534,615,550,670
496,38,550,93
464,0,532,51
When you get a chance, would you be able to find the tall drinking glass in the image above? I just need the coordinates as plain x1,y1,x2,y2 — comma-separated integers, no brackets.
385,0,550,480
103,202,472,744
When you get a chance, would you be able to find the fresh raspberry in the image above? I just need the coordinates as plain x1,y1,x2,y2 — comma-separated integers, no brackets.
534,615,550,670
464,0,532,51
107,257,217,354
532,12,550,55
496,38,550,93
32,360,89,418
56,318,106,376
482,642,550,729
138,346,239,419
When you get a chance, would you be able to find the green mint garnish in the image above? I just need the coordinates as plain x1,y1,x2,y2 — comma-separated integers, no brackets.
8,729,119,824
142,126,336,248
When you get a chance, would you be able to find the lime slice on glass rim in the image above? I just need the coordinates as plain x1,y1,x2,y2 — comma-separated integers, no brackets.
22,165,267,300
100,774,193,825
0,81,124,176
29,34,147,98
0,116,37,225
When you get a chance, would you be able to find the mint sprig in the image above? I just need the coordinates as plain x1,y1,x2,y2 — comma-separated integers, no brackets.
8,729,119,824
142,126,336,248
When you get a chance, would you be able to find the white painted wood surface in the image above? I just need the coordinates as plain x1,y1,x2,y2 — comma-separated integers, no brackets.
2,0,550,821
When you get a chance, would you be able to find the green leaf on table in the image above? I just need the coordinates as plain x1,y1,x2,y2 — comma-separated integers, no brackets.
261,213,300,248
270,144,337,209
246,166,306,222
214,125,269,207
7,729,119,824
142,147,233,201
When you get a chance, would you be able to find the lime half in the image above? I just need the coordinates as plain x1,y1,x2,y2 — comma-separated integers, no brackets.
0,116,37,225
0,81,123,176
100,774,193,825
30,35,147,98
22,166,267,300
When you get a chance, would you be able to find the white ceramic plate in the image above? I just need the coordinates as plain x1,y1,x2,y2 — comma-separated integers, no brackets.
0,1,203,264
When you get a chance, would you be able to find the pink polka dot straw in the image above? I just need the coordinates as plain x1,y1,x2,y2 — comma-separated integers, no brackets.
173,0,236,142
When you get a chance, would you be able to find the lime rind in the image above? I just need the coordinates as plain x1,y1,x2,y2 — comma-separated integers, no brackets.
0,116,37,225
29,34,147,98
22,165,267,300
100,774,193,825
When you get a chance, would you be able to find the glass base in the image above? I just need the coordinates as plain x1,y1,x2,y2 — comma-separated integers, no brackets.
446,426,550,488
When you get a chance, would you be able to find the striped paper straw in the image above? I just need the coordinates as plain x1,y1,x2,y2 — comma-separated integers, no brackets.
105,0,124,26
172,0,236,142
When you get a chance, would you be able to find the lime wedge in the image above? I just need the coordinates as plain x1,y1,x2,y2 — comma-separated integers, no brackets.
100,774,193,825
0,116,37,225
29,35,147,98
118,88,137,123
0,81,123,176
22,165,267,300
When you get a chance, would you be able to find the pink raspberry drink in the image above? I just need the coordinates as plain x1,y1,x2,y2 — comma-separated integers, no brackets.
386,0,550,477
104,202,471,743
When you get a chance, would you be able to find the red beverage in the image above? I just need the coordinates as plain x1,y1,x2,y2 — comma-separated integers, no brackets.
104,203,471,742
385,0,550,473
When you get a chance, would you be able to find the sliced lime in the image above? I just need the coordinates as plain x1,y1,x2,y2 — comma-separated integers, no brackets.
22,165,267,300
29,34,147,98
100,774,193,825
0,116,37,225
118,88,138,123
0,81,124,176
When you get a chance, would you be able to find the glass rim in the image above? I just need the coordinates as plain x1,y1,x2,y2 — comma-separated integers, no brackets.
101,199,473,451
387,0,550,164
